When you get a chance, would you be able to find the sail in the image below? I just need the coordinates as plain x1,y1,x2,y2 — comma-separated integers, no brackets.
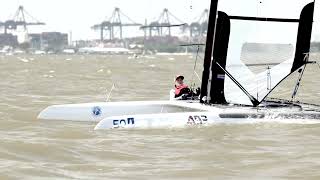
207,0,315,106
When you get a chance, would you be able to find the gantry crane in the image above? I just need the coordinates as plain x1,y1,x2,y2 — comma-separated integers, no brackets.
0,6,45,35
187,9,209,37
142,8,186,37
92,7,142,41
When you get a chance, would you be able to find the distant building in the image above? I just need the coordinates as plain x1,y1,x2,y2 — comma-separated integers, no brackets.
29,34,41,50
29,32,68,52
0,34,18,47
41,32,68,52
75,40,95,48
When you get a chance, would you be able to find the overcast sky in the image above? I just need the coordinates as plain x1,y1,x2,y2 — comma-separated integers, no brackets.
0,0,319,41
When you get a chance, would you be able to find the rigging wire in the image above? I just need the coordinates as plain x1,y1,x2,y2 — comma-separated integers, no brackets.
106,83,115,102
182,0,202,96
267,66,271,91
190,45,203,100
190,45,201,91
254,0,262,100
316,61,320,69
291,54,309,101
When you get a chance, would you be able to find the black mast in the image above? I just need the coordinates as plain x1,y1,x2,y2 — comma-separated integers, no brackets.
200,0,219,103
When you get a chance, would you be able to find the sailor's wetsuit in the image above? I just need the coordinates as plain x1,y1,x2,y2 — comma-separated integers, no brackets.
175,84,189,97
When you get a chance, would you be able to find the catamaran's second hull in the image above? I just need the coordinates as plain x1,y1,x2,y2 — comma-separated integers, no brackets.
37,100,320,130
37,101,211,122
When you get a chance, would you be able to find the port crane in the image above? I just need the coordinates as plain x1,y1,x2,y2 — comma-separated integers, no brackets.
0,6,45,35
92,7,142,41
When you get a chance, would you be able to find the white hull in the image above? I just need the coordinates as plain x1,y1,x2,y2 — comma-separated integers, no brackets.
38,100,320,129
95,112,218,130
37,100,211,122
94,111,320,130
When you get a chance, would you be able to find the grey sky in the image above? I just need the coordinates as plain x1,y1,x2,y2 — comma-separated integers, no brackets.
0,0,319,41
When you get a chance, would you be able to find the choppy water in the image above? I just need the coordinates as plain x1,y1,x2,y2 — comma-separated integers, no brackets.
0,54,320,179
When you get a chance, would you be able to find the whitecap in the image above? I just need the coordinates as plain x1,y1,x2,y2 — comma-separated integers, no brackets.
145,56,156,59
20,58,29,63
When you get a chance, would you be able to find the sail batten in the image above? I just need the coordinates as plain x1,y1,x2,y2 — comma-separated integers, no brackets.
229,16,300,22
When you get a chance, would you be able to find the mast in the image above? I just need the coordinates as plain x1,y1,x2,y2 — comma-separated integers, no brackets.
200,0,219,103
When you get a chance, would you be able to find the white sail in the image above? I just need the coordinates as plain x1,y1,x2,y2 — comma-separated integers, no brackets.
216,0,314,105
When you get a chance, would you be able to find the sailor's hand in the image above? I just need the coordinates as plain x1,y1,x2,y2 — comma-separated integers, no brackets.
181,94,188,100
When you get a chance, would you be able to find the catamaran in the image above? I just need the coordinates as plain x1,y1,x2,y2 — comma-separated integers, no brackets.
38,0,320,129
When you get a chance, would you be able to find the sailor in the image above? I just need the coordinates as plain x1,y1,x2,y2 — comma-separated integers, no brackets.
174,75,189,97
170,75,201,100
